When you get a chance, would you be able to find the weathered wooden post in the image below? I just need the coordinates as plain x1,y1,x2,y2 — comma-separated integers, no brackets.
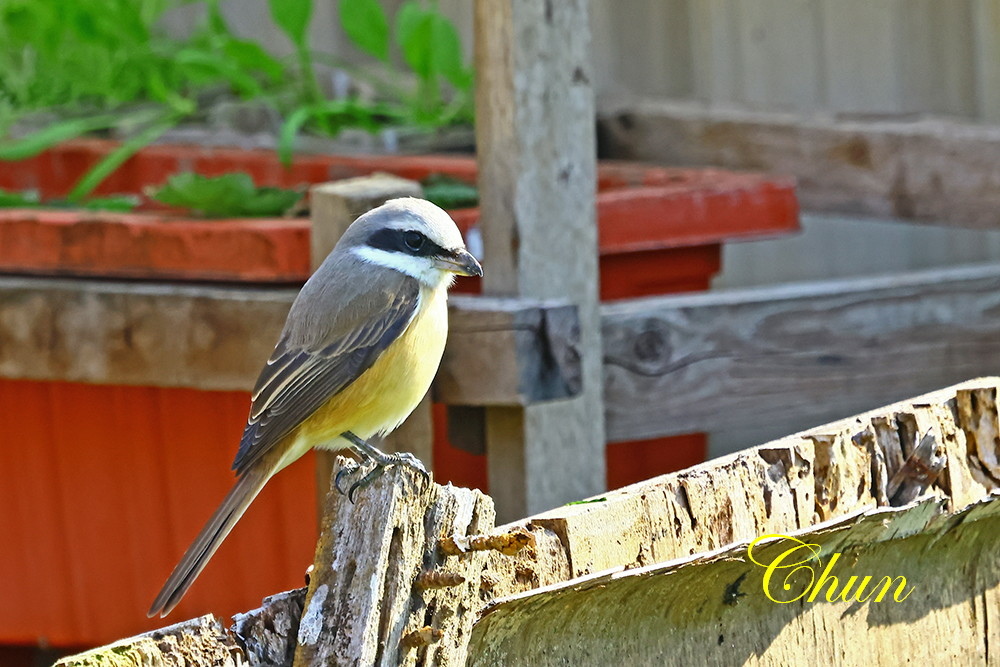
474,0,606,520
293,459,497,666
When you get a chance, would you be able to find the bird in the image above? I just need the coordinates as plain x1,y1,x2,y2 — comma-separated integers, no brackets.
148,197,483,617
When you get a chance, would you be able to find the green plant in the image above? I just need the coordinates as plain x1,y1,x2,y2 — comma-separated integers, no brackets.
420,173,478,209
0,187,137,212
149,172,303,217
0,0,474,203
274,0,474,163
0,0,286,201
146,172,476,219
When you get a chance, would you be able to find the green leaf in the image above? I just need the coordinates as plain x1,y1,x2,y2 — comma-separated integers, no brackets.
278,99,405,164
421,173,477,209
0,107,165,162
0,187,40,208
0,114,120,161
395,1,433,79
339,0,389,61
79,195,139,212
426,11,471,89
394,3,471,88
150,172,302,217
239,186,304,216
278,105,314,166
66,112,180,202
175,48,263,97
268,0,313,48
152,172,255,216
564,497,607,506
224,38,285,81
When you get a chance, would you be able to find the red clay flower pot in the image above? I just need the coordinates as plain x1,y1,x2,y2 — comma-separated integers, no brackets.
0,140,798,647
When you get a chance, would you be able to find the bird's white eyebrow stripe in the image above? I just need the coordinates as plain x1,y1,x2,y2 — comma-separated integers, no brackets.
351,245,431,282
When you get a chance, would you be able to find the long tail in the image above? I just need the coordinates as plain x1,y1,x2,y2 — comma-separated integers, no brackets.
148,465,272,617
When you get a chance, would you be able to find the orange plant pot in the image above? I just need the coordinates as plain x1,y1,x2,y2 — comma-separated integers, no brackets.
0,141,799,647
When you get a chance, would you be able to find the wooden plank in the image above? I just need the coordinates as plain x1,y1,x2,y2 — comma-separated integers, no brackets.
469,495,1000,665
523,377,1000,579
598,100,1000,227
475,0,605,521
10,260,1000,446
437,297,580,406
602,263,1000,442
0,277,579,407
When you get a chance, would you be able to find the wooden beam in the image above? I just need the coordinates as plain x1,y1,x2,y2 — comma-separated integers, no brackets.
599,100,1000,227
0,277,580,407
469,494,1000,664
602,263,1000,442
475,0,606,520
437,296,581,406
9,259,1000,446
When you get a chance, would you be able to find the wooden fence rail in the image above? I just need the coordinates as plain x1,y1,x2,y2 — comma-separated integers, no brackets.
0,277,580,407
603,261,1000,443
5,262,1000,447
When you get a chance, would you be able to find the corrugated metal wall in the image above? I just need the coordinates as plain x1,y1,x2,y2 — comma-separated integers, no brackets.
166,0,1000,122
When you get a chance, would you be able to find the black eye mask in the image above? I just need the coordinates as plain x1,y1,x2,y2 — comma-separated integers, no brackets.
366,228,448,258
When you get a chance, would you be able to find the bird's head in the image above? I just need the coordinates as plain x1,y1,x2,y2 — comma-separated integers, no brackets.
342,197,483,288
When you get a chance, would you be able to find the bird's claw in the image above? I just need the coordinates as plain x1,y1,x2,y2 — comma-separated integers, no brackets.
334,461,363,496
394,452,430,482
334,451,431,502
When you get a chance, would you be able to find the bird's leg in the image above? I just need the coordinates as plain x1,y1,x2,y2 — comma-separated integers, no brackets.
334,431,430,501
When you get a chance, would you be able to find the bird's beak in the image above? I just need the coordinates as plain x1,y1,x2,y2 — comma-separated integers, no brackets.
435,248,483,277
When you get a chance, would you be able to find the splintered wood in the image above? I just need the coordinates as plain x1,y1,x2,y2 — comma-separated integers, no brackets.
293,458,496,667
54,616,242,667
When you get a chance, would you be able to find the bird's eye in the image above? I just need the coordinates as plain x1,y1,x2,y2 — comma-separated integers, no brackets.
403,231,425,252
